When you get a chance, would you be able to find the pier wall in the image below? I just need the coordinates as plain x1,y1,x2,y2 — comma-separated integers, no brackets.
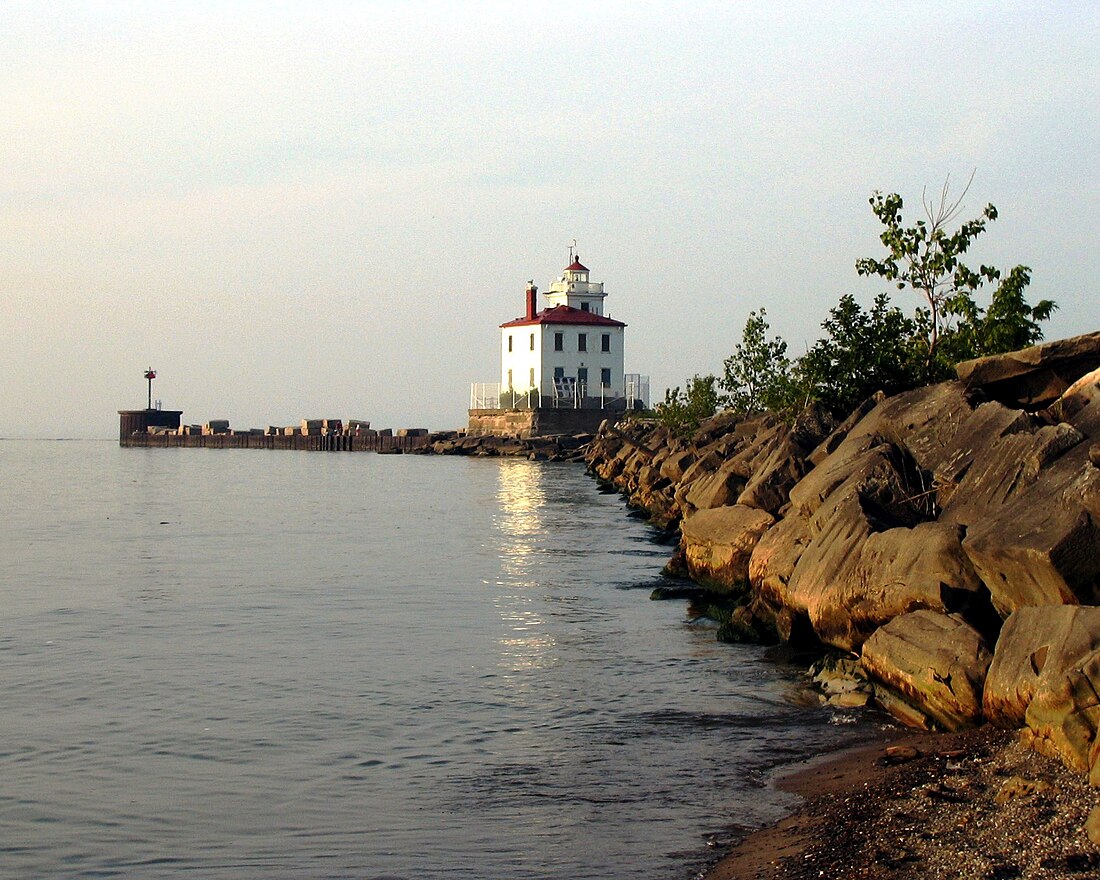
121,431,429,452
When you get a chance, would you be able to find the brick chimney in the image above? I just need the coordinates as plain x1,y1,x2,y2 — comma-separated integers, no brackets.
525,282,538,320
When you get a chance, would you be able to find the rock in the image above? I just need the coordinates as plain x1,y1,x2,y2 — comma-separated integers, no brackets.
1085,806,1100,845
932,404,1061,517
789,400,838,452
784,490,981,651
994,776,1052,805
736,434,812,515
748,512,811,612
674,450,723,497
721,422,786,480
956,330,1100,409
828,690,870,708
983,605,1100,728
680,505,776,590
693,410,744,446
883,745,921,763
716,605,776,644
872,686,937,731
809,655,871,702
580,334,1100,677
660,448,696,483
860,611,993,731
681,461,747,513
788,435,934,526
961,456,1100,615
808,394,883,467
1022,646,1100,775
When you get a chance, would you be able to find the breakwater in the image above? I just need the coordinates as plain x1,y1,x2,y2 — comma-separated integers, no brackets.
120,422,594,461
121,428,430,452
586,331,1100,781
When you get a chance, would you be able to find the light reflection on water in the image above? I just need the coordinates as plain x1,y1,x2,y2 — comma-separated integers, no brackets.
0,442,866,880
495,460,555,674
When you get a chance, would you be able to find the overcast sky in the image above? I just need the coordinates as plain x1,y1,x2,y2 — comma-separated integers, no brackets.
2,2,1097,438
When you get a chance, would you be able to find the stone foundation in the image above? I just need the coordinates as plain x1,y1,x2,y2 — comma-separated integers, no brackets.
467,408,615,438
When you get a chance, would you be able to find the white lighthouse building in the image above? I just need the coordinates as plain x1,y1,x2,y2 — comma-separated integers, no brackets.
469,255,648,437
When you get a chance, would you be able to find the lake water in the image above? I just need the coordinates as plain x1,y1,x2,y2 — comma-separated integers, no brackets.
0,441,863,879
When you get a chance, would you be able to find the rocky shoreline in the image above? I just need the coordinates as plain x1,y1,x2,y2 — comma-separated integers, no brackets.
581,331,1100,868
410,430,592,462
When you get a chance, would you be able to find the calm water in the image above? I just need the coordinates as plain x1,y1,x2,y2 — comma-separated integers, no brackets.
0,441,860,879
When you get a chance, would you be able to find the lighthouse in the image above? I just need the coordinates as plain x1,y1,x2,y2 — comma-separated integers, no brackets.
469,254,648,437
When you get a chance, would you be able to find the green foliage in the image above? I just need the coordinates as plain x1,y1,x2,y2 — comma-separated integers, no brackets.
654,374,719,436
856,178,1055,375
797,294,919,414
940,265,1057,368
666,180,1057,425
719,309,801,414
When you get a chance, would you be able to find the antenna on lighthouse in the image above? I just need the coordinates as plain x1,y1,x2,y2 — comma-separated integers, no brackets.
144,367,157,410
568,239,577,262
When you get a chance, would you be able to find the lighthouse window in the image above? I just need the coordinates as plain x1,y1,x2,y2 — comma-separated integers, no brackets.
553,366,564,379
507,335,513,353
601,334,610,352
529,333,535,351
580,302,590,312
578,333,587,352
507,369,513,389
601,367,611,386
554,332,563,351
529,368,535,389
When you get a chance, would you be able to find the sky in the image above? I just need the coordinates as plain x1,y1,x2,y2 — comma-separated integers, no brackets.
2,1,1097,438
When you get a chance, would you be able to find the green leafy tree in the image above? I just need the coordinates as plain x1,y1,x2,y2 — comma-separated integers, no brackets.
797,294,919,414
719,309,799,414
856,177,1055,379
655,374,719,436
941,265,1056,365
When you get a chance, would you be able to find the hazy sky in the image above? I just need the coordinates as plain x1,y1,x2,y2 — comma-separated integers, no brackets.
2,2,1097,438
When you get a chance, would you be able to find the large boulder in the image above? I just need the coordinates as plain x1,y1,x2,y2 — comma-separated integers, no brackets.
1022,647,1100,776
961,452,1100,615
681,461,747,514
956,330,1100,409
861,610,993,731
779,434,981,651
680,504,776,590
659,447,696,483
736,433,812,515
983,605,1100,728
791,505,985,651
749,511,812,611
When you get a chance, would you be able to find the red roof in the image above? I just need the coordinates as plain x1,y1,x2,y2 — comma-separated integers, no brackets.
501,305,625,329
565,259,589,272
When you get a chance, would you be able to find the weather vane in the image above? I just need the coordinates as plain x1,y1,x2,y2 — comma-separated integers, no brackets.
568,239,577,262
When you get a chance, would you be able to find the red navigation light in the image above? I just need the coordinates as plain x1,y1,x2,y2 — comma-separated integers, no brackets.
144,370,156,380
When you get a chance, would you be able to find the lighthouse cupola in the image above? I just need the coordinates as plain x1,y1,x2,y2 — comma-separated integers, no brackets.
545,254,607,315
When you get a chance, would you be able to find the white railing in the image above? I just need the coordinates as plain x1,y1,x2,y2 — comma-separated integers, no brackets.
625,373,650,409
471,383,501,409
470,374,649,411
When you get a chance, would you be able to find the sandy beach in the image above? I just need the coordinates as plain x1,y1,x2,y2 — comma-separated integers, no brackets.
701,726,1100,879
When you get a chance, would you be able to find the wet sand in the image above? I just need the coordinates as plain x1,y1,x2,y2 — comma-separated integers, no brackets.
701,726,1100,879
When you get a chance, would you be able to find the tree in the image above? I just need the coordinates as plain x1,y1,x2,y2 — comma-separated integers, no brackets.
941,265,1056,364
655,374,719,436
798,294,919,415
720,309,799,414
856,176,1054,379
